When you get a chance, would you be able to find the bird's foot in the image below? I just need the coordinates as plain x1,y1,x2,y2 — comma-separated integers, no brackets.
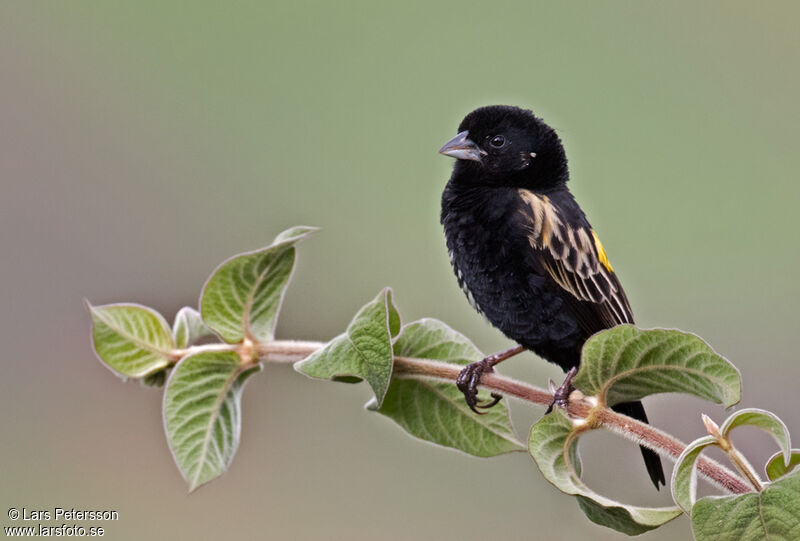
546,366,578,414
456,345,524,414
456,357,503,414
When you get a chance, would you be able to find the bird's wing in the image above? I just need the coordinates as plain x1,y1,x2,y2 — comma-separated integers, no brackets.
516,189,633,330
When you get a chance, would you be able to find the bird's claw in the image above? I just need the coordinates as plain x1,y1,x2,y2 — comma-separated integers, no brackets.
456,357,503,414
546,366,578,414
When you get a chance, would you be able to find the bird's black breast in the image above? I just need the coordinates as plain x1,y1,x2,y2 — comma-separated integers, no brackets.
441,184,585,370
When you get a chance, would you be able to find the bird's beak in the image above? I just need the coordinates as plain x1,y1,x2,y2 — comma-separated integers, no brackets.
438,131,484,162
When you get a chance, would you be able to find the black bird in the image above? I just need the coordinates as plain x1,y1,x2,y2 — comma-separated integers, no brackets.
439,105,665,489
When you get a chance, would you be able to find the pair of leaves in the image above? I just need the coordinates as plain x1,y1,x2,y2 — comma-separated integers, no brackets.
89,226,317,378
89,226,315,490
295,289,525,457
673,408,793,513
671,409,799,540
529,325,741,535
295,288,400,405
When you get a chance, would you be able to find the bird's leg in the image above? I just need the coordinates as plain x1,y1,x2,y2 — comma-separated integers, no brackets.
545,366,578,414
457,345,525,414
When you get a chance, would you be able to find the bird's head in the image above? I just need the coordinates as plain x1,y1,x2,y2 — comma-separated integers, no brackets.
439,105,568,189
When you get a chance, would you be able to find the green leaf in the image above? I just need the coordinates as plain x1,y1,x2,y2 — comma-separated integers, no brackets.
89,302,175,378
295,288,399,407
765,449,800,482
670,435,719,514
692,469,800,541
574,326,740,408
366,319,524,457
200,226,317,344
529,410,681,535
173,307,214,349
720,408,792,469
163,351,259,491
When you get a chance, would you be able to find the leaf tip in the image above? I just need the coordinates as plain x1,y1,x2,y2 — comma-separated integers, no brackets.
187,479,206,493
379,286,394,303
292,359,306,374
273,225,320,244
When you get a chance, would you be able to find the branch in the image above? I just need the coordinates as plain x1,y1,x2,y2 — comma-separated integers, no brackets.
247,340,750,493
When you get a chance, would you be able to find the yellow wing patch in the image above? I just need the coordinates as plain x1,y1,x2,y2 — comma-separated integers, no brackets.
591,230,613,273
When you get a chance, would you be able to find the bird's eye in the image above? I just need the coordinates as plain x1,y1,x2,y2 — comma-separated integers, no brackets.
489,135,506,148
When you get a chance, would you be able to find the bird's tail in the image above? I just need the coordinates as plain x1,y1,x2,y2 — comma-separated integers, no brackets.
611,400,665,489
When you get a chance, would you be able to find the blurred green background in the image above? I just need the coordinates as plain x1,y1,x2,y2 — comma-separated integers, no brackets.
2,1,798,539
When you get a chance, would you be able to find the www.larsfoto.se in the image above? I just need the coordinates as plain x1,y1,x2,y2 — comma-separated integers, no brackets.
4,524,106,537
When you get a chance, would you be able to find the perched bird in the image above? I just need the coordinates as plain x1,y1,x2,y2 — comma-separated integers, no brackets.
439,105,665,489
